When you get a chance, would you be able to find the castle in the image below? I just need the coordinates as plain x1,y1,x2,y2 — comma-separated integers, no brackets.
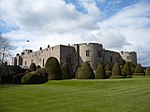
12,43,137,73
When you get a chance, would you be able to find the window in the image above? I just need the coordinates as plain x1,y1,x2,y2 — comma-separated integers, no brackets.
110,56,112,62
86,50,90,57
43,59,45,67
25,61,27,65
97,50,101,57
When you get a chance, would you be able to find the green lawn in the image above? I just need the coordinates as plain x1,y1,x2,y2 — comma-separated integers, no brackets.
0,77,150,112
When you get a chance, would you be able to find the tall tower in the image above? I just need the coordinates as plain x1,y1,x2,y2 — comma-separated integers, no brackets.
119,51,137,65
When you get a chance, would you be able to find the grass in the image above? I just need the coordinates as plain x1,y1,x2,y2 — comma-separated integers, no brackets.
0,77,150,112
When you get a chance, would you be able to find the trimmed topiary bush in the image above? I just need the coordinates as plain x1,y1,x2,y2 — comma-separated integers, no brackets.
110,63,124,79
45,57,62,80
61,63,72,79
122,62,132,78
75,67,81,79
145,66,150,76
134,63,143,73
21,71,43,84
105,64,110,71
105,65,111,78
130,62,136,73
25,63,37,73
12,73,25,84
95,64,106,79
36,68,48,82
133,63,145,76
21,68,48,84
77,61,95,79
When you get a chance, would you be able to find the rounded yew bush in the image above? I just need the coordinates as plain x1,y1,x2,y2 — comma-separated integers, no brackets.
45,57,62,80
95,64,106,79
77,61,95,79
110,63,123,79
75,67,81,79
25,63,37,73
61,63,72,79
105,65,110,71
146,66,150,76
134,63,143,73
122,62,132,78
133,63,145,76
21,71,43,84
21,68,48,84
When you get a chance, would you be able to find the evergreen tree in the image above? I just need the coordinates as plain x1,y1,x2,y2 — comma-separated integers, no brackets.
95,64,106,79
111,63,123,79
77,61,95,79
45,57,62,80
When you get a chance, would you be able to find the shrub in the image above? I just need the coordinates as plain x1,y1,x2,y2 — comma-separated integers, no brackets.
25,63,37,73
110,63,124,79
95,64,106,79
105,65,110,71
122,62,132,78
45,57,62,80
12,73,25,84
21,68,48,84
105,71,112,79
75,67,81,79
145,66,150,76
105,65,111,78
133,63,145,76
36,68,48,82
77,61,95,79
134,63,143,73
130,62,136,73
12,65,23,75
61,63,72,79
21,71,43,84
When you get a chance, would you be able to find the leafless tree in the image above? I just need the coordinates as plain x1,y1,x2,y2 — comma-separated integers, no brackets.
0,34,12,65
0,34,13,84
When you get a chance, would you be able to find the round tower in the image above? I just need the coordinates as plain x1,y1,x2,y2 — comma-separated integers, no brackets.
77,43,103,70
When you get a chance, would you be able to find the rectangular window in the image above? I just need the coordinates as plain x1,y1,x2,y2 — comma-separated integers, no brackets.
86,50,90,57
110,56,112,62
25,61,27,65
43,59,45,67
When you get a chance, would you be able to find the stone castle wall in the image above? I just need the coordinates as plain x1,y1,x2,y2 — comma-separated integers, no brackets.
119,51,137,65
13,43,137,72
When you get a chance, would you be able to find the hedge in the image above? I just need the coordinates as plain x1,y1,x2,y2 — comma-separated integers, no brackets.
110,63,124,79
12,73,25,84
45,57,62,80
122,62,132,78
61,63,72,79
77,61,95,79
146,66,150,76
21,68,48,84
95,64,106,79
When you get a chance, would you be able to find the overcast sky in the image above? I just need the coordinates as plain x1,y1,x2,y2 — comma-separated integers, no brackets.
0,0,150,66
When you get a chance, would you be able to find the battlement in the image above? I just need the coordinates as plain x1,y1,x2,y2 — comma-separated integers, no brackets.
13,43,137,70
119,51,137,65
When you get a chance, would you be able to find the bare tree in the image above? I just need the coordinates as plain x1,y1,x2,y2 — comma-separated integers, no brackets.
0,34,14,84
0,34,12,65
